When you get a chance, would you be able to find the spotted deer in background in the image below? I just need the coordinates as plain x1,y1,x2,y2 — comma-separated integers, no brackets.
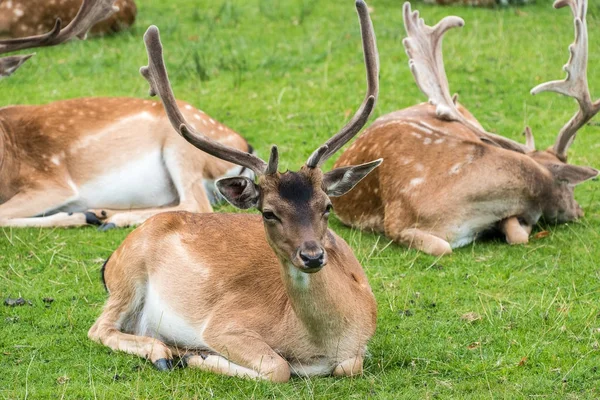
0,0,119,77
0,0,253,229
89,0,381,380
332,0,599,256
0,97,254,229
0,0,136,39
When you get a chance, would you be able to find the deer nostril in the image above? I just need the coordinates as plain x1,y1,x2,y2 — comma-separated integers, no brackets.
299,248,324,268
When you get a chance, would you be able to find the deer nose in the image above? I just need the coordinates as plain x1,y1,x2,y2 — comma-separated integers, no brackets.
299,247,325,269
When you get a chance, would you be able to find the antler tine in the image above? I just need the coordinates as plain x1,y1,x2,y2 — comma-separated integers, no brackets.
306,0,379,168
140,26,268,176
402,2,530,154
523,126,535,151
0,54,34,78
530,0,600,161
402,2,464,122
0,0,118,76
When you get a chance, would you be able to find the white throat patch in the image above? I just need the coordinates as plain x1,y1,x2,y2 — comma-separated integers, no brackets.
287,263,310,289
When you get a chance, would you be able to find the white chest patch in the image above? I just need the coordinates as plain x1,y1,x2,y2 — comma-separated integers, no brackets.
76,150,177,209
137,282,208,349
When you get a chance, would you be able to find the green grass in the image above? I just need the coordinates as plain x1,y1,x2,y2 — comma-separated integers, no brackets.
2,0,600,398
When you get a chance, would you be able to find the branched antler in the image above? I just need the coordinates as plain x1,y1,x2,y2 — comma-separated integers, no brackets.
306,0,379,168
402,2,529,154
140,26,271,176
0,0,118,77
530,0,600,161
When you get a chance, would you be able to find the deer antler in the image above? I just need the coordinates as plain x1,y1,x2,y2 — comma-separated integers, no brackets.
402,2,529,154
530,0,600,161
140,26,271,176
0,0,118,77
306,0,379,168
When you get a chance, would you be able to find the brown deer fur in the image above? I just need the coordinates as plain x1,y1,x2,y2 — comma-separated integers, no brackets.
0,0,135,38
332,1,599,256
0,97,252,228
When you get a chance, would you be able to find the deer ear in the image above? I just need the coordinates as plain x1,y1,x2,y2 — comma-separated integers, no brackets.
216,177,260,209
549,164,599,186
323,159,382,197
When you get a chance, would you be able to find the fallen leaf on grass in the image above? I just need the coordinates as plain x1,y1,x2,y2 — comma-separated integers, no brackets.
4,297,32,307
534,231,550,239
467,342,481,350
461,312,482,323
518,357,528,366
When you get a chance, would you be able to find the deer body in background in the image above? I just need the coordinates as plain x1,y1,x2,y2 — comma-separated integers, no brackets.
0,97,253,229
0,0,118,77
89,1,380,380
332,0,599,256
0,0,136,38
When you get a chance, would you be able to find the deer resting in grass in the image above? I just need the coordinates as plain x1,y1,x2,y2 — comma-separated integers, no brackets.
332,0,599,256
0,0,136,39
0,0,252,229
0,96,253,229
89,1,380,380
0,0,118,77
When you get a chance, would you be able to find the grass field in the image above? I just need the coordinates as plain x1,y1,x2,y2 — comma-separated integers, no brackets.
2,0,600,398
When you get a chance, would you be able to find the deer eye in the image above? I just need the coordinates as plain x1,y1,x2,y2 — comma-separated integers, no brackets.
323,204,333,217
262,210,280,222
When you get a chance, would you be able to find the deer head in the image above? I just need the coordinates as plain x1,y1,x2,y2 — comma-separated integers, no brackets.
403,0,598,224
141,0,381,272
0,0,118,77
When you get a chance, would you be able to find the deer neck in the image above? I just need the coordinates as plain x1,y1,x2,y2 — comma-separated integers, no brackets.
276,234,352,341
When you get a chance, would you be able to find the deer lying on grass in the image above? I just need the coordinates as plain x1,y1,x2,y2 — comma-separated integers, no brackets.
89,0,380,380
332,0,599,256
0,0,251,229
0,0,136,39
0,0,117,77
0,97,254,229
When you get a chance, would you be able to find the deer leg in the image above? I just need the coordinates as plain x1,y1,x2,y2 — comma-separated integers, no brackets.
88,288,175,370
396,228,452,256
383,200,452,256
0,185,95,227
499,217,531,245
333,356,364,377
198,325,291,382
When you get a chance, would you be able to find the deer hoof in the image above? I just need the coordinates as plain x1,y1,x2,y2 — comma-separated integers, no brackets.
153,358,173,371
175,355,190,369
84,212,102,226
98,222,117,232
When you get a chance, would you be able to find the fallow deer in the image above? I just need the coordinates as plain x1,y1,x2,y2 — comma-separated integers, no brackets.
0,97,254,229
0,0,136,39
0,0,118,77
332,0,599,256
89,0,380,381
